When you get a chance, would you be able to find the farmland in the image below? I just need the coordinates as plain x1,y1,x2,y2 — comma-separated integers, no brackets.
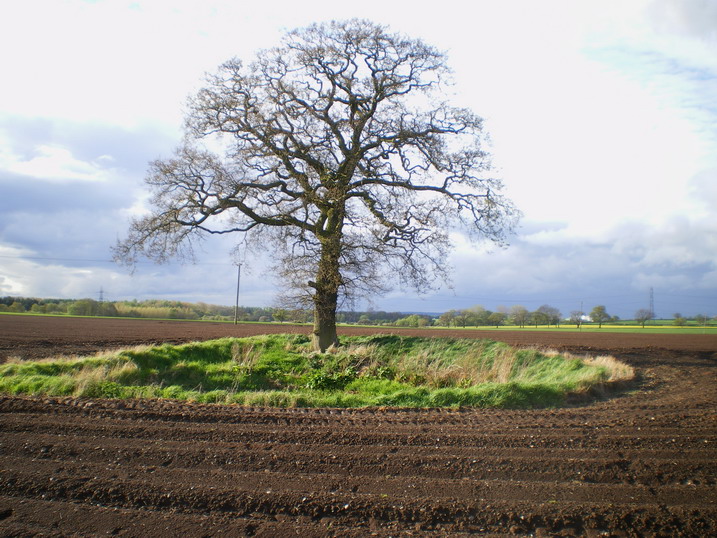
1,315,716,535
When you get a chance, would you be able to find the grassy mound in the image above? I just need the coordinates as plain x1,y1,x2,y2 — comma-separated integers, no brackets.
0,334,634,408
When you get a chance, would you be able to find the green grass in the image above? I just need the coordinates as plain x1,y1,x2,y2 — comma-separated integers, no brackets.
0,334,634,409
429,324,717,334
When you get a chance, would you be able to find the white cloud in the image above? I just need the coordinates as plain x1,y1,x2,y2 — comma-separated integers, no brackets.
433,2,715,241
0,249,276,307
442,206,717,314
688,167,717,214
0,0,287,129
0,245,34,295
0,144,114,182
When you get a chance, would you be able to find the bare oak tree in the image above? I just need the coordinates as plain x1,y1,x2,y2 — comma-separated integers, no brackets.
113,20,518,351
570,310,584,329
537,304,561,327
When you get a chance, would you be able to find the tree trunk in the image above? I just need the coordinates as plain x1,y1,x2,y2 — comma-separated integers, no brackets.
313,287,339,352
311,234,342,352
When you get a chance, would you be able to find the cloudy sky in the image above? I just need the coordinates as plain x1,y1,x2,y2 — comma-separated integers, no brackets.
1,0,715,319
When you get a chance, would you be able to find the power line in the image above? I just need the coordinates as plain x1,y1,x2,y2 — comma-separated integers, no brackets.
0,255,116,263
0,254,235,266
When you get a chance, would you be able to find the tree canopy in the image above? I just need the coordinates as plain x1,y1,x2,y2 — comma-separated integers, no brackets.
114,19,518,350
590,305,610,328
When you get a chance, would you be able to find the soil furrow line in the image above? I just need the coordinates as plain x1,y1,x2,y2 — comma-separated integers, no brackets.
0,494,378,538
2,470,715,536
3,435,716,487
4,415,715,454
3,458,715,509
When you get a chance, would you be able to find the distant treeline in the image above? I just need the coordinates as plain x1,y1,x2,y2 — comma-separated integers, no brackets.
0,296,403,325
0,296,296,322
1,297,713,327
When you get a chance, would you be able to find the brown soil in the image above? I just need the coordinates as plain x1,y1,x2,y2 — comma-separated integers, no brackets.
1,315,716,536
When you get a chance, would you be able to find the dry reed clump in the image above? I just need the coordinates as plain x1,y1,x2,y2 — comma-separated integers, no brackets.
538,348,636,388
479,345,519,383
72,357,140,396
315,343,379,374
324,343,378,359
390,348,443,385
541,348,635,382
428,346,518,387
72,363,112,396
106,361,139,381
585,355,635,382
390,342,521,388
231,342,260,368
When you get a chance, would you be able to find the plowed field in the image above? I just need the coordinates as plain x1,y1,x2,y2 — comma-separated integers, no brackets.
1,315,716,536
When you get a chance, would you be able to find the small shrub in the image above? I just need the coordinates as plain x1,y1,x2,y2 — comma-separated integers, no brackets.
77,380,126,398
306,367,358,390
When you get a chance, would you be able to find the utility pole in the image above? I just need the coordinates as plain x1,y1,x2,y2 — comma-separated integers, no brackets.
98,287,104,303
233,264,242,325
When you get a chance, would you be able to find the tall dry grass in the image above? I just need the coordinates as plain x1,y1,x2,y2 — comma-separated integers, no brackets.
584,354,635,382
